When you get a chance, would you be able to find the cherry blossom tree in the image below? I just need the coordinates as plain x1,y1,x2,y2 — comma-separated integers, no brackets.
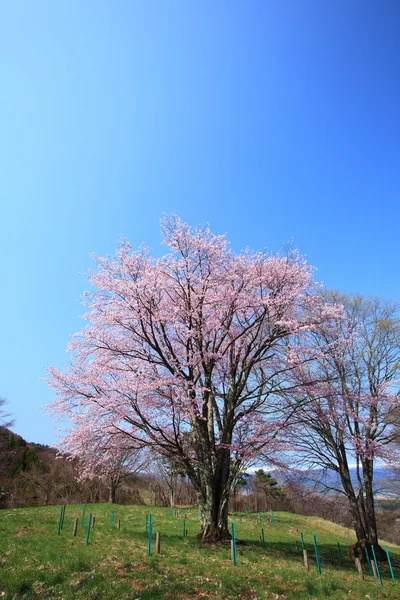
283,293,400,548
48,215,339,540
93,447,146,504
53,424,146,503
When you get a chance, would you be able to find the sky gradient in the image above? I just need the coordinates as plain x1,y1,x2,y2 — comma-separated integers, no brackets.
1,1,400,444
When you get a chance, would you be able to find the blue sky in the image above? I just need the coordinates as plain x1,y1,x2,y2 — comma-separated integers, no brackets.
1,1,400,444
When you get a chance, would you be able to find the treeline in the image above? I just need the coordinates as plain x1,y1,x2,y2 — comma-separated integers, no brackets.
0,428,194,509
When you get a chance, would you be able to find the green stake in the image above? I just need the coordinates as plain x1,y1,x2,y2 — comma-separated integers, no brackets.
337,542,344,566
300,533,305,551
313,533,322,574
261,528,265,546
231,522,238,566
59,505,64,531
85,513,92,546
60,504,66,530
111,509,115,529
81,504,86,528
371,545,383,586
147,514,153,556
57,506,63,535
385,547,395,582
364,547,373,576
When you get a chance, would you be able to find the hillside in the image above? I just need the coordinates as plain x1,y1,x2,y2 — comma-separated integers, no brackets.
1,504,399,599
0,428,57,507
0,428,57,471
0,429,117,509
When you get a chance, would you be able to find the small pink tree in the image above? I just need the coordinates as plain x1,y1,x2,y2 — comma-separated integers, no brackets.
48,215,339,540
58,426,146,503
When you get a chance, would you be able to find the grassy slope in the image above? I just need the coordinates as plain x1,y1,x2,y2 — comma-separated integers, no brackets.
1,504,399,600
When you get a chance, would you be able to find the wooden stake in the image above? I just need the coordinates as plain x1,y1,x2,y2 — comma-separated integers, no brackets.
92,516,95,528
73,518,78,537
371,545,383,586
355,558,364,580
364,547,373,575
303,549,309,571
118,520,121,529
371,559,378,578
156,531,161,554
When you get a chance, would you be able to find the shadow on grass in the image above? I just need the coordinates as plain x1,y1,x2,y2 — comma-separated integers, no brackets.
234,537,397,579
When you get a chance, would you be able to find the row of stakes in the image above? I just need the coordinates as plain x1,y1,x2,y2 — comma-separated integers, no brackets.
297,532,396,587
57,504,121,546
57,505,396,585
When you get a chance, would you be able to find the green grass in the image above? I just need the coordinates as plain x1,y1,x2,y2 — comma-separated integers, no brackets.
0,504,399,599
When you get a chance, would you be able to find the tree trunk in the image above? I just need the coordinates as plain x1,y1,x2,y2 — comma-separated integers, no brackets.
362,458,378,545
184,390,235,542
348,497,368,541
194,447,232,542
197,488,230,541
109,483,116,503
339,453,379,545
337,453,368,542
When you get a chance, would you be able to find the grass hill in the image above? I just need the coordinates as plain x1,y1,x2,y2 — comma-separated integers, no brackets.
1,504,399,600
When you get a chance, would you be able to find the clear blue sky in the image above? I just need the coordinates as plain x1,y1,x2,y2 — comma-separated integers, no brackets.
1,1,400,445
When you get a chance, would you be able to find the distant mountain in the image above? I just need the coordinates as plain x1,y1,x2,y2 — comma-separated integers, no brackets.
280,465,398,496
